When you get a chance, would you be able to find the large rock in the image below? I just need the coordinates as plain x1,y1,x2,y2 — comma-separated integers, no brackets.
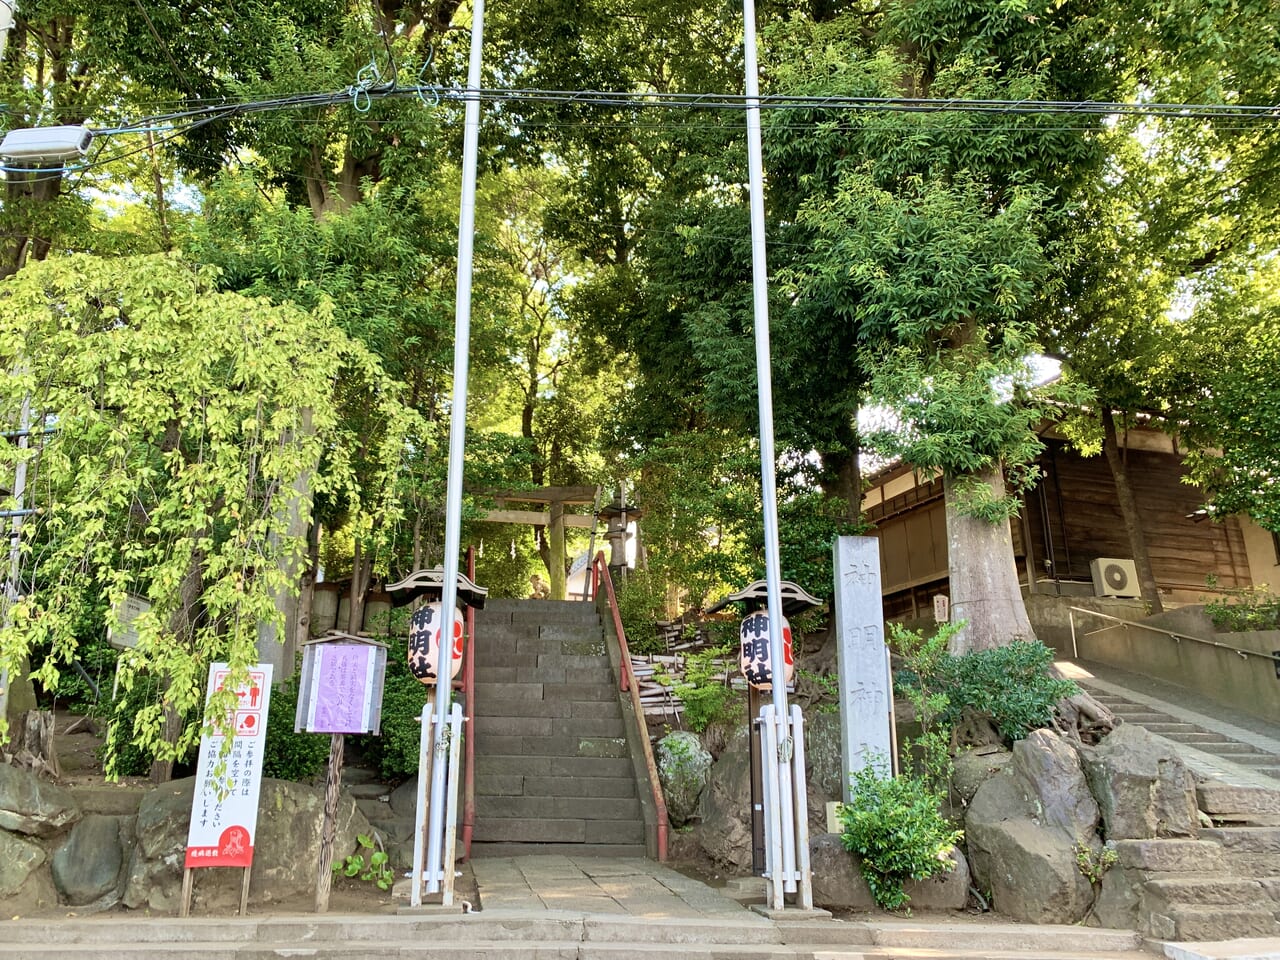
965,771,1095,923
951,747,1011,806
0,830,55,913
1082,725,1198,840
805,711,845,804
52,814,131,907
0,763,80,837
656,731,712,827
123,777,373,912
1012,729,1099,840
809,832,874,911
692,725,754,870
902,847,970,911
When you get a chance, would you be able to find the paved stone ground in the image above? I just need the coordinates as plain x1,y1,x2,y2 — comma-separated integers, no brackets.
470,853,759,919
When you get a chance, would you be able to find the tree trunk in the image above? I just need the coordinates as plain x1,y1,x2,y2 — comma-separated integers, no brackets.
1100,408,1163,615
151,538,205,783
820,440,861,521
347,538,372,634
944,466,1036,654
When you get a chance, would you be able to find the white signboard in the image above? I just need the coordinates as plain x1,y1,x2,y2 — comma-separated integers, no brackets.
832,536,894,798
107,595,150,650
185,663,272,869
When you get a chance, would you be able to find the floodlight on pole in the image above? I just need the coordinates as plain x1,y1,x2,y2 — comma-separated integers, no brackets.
0,125,93,163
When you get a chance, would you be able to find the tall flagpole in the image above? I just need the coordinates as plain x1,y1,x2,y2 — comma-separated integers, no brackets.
422,0,485,898
742,0,799,905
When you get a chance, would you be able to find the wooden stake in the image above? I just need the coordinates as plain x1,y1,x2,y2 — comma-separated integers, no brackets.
314,732,344,913
179,867,194,917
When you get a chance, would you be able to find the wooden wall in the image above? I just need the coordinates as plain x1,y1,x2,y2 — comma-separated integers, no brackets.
1025,442,1252,592
866,441,1253,614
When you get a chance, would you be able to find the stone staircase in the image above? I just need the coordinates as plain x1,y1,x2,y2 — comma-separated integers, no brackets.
468,598,646,856
1086,688,1280,781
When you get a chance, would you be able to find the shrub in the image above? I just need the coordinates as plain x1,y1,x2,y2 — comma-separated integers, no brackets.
263,668,332,782
936,640,1078,742
353,636,428,781
100,674,197,778
614,569,670,656
839,763,963,910
1204,584,1280,632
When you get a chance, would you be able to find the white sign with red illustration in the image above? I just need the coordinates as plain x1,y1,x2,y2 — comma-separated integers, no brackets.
185,662,272,869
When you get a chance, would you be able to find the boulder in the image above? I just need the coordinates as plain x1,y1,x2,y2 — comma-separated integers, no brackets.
965,807,1095,923
804,711,845,804
951,747,1011,806
1082,725,1198,840
692,725,754,870
52,814,131,907
1012,729,1099,840
0,830,56,913
0,763,80,837
809,832,874,911
123,777,373,912
656,731,712,827
902,847,970,911
965,771,1095,923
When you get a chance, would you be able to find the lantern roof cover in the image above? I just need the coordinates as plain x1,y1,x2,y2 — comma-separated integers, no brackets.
385,567,488,609
705,580,824,618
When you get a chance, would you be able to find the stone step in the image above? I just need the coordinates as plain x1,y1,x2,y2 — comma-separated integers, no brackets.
1149,904,1280,941
1203,825,1280,853
472,815,646,845
475,754,635,779
470,664,615,685
477,775,638,800
468,841,647,859
475,734,629,759
472,681,619,703
1145,876,1271,907
1116,712,1178,724
476,795,642,821
1197,781,1280,818
473,715,626,738
473,698,622,720
1133,721,1200,734
1112,838,1225,873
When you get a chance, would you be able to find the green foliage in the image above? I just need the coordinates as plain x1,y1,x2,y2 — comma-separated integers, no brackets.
100,674,196,778
1204,585,1280,633
1074,839,1118,886
891,625,1077,749
936,641,1079,742
659,644,743,734
353,637,427,782
888,621,965,792
614,570,671,657
839,763,963,911
334,833,394,891
0,253,418,756
262,670,332,782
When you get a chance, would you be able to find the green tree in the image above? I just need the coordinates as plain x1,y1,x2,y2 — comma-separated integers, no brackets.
0,253,416,764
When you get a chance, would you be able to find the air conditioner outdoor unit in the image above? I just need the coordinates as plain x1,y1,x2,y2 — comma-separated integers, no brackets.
1090,557,1140,598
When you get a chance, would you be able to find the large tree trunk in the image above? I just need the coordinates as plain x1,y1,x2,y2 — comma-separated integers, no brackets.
944,466,1035,654
1100,408,1163,615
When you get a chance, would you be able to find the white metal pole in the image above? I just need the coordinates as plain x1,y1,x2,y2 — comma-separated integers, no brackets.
742,0,797,897
0,388,31,724
424,0,485,897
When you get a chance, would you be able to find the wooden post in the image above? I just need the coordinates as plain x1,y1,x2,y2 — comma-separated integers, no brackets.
549,500,566,600
179,867,194,917
314,732,344,913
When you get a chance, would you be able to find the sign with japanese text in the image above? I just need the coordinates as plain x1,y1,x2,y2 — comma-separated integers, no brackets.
184,662,272,869
298,641,386,735
107,594,150,650
832,536,893,796
738,609,794,691
408,602,464,684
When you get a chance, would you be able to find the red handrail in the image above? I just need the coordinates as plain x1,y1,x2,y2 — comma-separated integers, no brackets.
461,546,477,861
593,552,668,861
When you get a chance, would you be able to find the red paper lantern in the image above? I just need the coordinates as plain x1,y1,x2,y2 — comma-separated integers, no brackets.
738,610,793,691
408,602,464,684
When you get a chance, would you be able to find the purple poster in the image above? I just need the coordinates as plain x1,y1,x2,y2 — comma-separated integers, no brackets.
309,643,374,734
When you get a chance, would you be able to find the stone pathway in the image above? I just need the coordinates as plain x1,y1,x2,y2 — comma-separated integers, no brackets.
470,853,756,919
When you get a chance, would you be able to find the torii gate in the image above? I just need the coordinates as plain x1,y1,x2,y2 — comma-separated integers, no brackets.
475,484,600,600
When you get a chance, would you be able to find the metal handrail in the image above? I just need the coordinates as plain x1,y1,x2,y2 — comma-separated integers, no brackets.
593,552,669,861
461,546,477,860
1069,605,1280,665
